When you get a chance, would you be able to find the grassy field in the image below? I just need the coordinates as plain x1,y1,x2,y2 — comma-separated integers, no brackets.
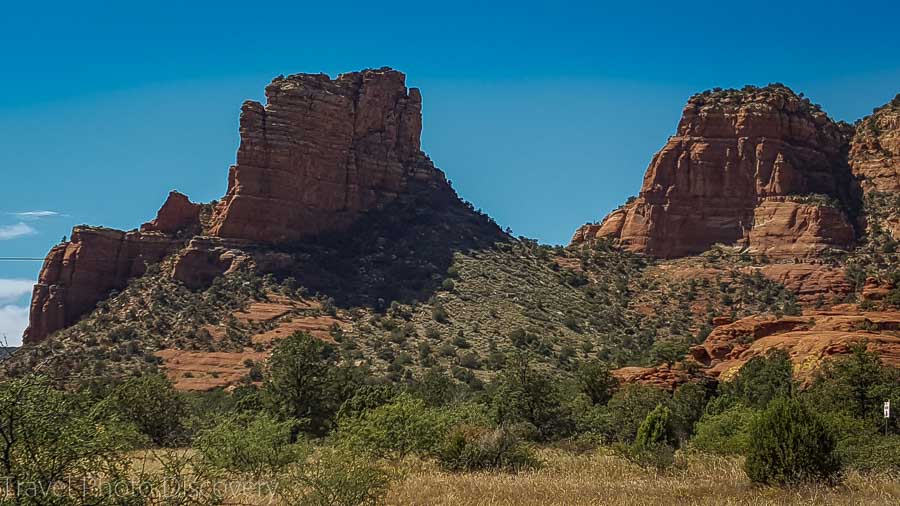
386,449,900,506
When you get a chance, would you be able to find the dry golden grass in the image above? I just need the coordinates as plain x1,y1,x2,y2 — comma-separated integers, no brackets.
387,449,900,506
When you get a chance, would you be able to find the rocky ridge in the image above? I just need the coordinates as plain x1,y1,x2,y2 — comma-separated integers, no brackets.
14,74,900,394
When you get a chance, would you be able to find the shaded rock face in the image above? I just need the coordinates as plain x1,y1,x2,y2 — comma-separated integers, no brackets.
850,95,900,193
24,227,182,344
170,237,249,290
208,68,441,243
574,85,857,258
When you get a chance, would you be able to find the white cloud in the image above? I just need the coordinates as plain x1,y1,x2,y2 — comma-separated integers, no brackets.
0,279,34,304
0,222,36,240
11,211,62,220
0,305,28,347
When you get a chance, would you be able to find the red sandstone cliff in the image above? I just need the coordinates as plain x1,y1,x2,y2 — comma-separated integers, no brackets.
23,227,182,344
850,95,900,193
23,68,451,344
208,68,442,243
573,85,857,258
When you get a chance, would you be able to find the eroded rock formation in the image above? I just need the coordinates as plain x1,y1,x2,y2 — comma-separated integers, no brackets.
689,310,900,384
140,191,201,234
24,227,182,344
850,95,900,193
573,85,857,258
23,68,455,344
208,68,443,243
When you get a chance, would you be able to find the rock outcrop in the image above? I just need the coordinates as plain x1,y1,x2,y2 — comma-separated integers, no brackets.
573,85,857,258
689,310,900,384
208,68,443,243
753,263,852,305
850,95,900,193
140,191,201,234
23,68,457,344
747,198,855,258
23,227,182,344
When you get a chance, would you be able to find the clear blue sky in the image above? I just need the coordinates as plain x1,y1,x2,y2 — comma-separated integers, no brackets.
1,0,898,344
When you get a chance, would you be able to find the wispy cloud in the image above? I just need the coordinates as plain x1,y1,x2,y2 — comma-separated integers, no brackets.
0,305,28,346
0,279,34,304
11,210,63,220
0,223,36,240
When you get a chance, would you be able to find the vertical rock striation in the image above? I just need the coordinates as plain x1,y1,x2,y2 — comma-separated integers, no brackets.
208,68,443,243
23,227,182,344
573,85,857,258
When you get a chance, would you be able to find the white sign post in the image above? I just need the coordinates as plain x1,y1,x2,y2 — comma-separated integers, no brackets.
886,401,892,436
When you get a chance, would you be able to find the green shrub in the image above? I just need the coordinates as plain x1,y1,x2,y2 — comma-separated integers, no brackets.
689,405,755,456
195,412,306,477
264,332,362,436
436,425,539,472
337,385,398,421
276,446,393,506
670,382,708,442
617,441,676,472
635,404,677,449
836,435,900,473
432,304,450,324
575,360,618,406
108,372,186,446
337,394,446,458
603,384,671,443
744,397,841,485
720,349,793,410
0,376,142,505
410,368,460,407
490,355,574,441
804,341,900,433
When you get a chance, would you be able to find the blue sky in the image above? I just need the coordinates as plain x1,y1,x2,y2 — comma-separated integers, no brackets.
1,0,898,344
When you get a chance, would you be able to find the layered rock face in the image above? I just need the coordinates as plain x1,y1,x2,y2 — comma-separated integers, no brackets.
850,95,900,193
689,311,900,384
208,68,441,243
24,68,452,344
573,85,856,258
23,227,182,344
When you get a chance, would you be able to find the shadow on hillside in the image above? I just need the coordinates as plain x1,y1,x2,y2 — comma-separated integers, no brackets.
252,182,510,310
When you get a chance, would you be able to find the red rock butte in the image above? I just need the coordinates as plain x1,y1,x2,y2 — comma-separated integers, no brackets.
24,68,450,344
208,68,441,243
572,85,859,259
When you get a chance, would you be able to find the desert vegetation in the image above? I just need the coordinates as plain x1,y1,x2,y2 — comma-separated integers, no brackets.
1,331,898,504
